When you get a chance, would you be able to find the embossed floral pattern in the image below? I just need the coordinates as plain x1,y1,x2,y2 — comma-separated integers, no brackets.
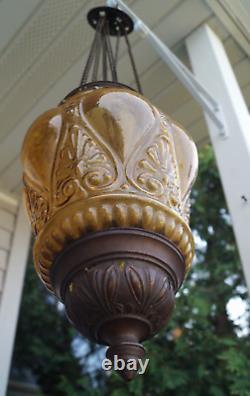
22,87,197,275
132,133,181,214
23,179,49,235
65,261,174,337
55,125,117,207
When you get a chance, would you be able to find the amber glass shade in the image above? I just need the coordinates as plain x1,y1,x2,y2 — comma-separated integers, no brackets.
22,85,197,284
22,84,198,380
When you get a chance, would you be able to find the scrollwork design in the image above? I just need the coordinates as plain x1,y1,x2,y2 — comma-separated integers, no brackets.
131,133,181,214
23,181,49,235
55,125,117,207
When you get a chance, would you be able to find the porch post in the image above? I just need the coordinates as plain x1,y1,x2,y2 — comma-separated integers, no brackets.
186,25,250,291
0,202,31,396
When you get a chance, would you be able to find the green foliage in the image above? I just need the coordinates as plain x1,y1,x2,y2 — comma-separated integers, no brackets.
11,261,101,396
12,145,250,395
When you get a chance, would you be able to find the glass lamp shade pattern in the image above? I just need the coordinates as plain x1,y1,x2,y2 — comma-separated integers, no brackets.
22,84,198,380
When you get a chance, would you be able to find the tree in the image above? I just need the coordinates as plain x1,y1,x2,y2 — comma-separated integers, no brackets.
11,260,103,396
12,145,250,396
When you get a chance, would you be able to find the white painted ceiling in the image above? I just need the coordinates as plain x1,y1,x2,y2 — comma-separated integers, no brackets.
0,0,249,196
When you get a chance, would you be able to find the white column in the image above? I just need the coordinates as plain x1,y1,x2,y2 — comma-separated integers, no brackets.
186,25,250,291
0,203,31,396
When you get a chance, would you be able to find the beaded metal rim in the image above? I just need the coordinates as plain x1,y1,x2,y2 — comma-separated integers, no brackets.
33,194,195,291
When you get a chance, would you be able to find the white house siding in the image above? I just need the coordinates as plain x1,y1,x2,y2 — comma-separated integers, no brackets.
0,194,31,396
0,194,18,305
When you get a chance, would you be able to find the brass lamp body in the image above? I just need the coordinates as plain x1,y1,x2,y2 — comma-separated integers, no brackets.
22,84,198,380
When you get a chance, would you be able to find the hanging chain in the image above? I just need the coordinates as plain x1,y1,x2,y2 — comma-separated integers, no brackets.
91,18,103,81
79,8,142,93
124,28,142,94
114,27,121,68
102,24,108,80
80,17,105,85
105,23,118,82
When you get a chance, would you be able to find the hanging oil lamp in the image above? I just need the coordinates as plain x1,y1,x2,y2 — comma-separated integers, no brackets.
21,5,198,381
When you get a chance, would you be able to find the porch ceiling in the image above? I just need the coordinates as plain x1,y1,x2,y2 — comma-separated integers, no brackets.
0,0,249,196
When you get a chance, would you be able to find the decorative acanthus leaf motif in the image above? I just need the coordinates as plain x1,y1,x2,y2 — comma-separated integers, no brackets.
125,265,145,306
76,277,99,308
124,265,172,315
23,181,49,235
130,132,183,216
55,124,117,207
65,261,174,334
102,264,119,312
65,265,120,330
150,276,171,308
